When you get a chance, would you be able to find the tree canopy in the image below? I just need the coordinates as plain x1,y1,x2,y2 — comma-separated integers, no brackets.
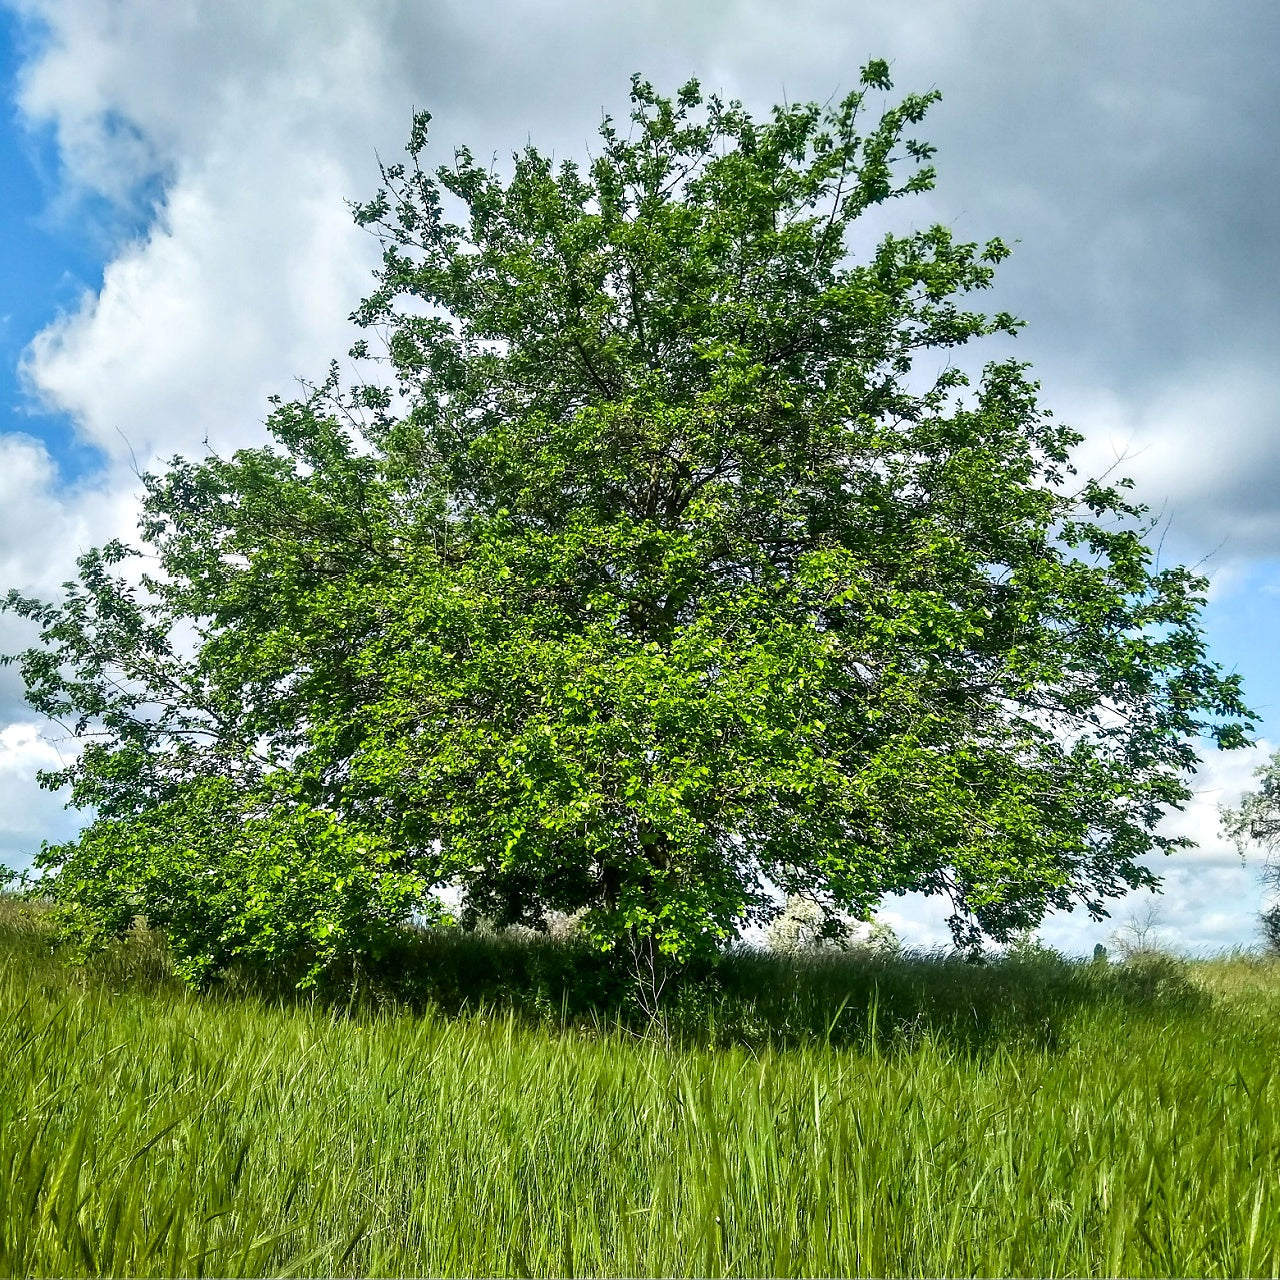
3,64,1255,986
1219,749,1280,949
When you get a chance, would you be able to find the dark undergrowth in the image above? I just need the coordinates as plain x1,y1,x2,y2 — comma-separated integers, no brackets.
1,893,1208,1056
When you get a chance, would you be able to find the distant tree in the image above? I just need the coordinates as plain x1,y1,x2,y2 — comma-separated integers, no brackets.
765,896,899,956
1005,927,1056,960
766,895,847,954
1106,900,1166,959
1220,749,1280,952
2,65,1255,989
866,919,902,957
1220,750,1280,857
1261,905,1280,955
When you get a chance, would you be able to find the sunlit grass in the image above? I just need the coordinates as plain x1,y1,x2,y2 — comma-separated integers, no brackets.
3,894,1279,1277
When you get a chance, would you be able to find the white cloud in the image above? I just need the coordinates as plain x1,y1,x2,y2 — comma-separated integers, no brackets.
0,433,134,592
21,160,378,464
1049,363,1280,566
0,435,138,875
0,721,81,873
11,0,409,466
0,432,142,731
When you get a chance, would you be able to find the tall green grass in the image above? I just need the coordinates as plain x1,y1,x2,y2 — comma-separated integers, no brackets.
3,896,1279,1277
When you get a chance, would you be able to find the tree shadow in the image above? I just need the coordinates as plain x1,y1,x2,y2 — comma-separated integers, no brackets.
218,926,1212,1057
685,943,1210,1056
1,895,1213,1056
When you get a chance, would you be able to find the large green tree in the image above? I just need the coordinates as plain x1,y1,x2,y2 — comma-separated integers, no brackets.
3,65,1255,986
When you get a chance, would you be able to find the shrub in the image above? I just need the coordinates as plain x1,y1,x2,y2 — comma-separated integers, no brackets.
1259,903,1280,954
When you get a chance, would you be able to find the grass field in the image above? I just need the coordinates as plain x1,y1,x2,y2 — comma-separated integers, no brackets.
3,895,1280,1277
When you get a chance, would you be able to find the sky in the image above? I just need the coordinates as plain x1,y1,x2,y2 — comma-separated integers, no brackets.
1,0,1278,956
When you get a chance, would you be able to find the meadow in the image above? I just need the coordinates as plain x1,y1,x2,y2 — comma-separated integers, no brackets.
3,894,1280,1278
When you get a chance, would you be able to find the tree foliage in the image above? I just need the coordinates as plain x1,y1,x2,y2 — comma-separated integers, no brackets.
3,65,1255,986
1219,748,1280,951
1220,749,1280,864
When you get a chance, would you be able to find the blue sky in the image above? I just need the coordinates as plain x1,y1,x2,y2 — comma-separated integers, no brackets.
1,0,1278,956
0,7,101,479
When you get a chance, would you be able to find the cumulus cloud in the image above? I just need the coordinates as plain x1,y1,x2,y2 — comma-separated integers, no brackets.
0,435,137,875
0,432,139,722
1045,739,1278,955
0,720,81,875
1047,364,1280,571
0,433,133,592
11,2,410,465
